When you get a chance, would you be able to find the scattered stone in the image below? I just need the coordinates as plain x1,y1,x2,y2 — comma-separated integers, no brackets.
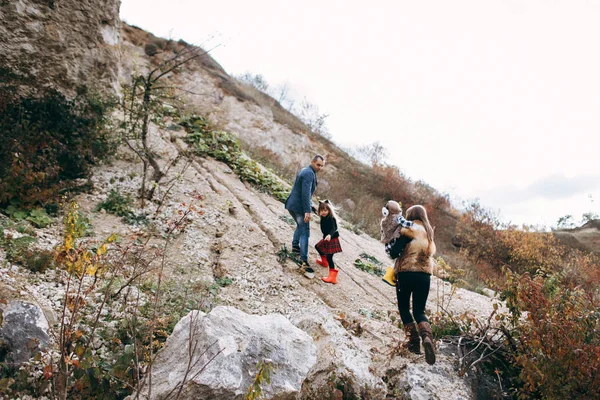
0,301,50,364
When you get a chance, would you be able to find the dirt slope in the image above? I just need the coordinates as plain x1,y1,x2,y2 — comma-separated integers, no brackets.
554,219,600,254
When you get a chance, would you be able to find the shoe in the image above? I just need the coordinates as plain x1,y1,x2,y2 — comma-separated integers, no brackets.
402,322,421,354
321,268,338,284
292,245,301,255
418,321,436,365
303,268,315,279
316,256,329,268
382,266,396,286
301,262,315,279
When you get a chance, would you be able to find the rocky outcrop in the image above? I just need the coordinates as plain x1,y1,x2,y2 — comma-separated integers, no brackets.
138,306,317,400
0,300,49,364
554,219,600,254
0,0,121,96
293,310,387,397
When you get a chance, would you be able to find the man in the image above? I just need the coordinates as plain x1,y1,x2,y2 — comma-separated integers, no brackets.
285,155,324,278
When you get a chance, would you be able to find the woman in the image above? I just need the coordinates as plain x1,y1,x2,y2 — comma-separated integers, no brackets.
394,204,437,365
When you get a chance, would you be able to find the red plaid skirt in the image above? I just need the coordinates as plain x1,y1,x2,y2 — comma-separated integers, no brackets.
315,237,342,255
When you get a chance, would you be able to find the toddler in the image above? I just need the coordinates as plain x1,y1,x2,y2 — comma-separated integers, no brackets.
315,200,343,284
380,200,413,285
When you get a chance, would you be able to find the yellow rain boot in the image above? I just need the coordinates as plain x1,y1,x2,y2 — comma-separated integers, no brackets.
382,266,396,286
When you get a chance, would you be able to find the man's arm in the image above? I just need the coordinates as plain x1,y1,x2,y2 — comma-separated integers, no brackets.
300,169,314,215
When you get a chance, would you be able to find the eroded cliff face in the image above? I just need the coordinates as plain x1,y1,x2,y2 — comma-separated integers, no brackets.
0,0,121,96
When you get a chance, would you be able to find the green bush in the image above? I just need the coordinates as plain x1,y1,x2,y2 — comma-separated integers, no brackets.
181,116,290,202
1,235,52,273
96,189,134,218
4,200,52,228
23,249,55,273
4,236,36,263
0,86,115,208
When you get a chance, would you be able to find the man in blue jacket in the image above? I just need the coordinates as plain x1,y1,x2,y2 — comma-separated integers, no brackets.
285,155,324,278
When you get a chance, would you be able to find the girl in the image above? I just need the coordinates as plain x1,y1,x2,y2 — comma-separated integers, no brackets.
315,200,342,284
393,204,437,365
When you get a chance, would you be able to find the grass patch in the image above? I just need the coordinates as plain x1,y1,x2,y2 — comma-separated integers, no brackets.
353,259,384,277
279,215,295,226
276,244,302,267
96,189,147,225
181,116,290,203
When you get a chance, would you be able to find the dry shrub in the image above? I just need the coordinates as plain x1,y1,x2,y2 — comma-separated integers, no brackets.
122,24,150,47
457,201,600,293
560,249,600,292
497,228,565,273
369,164,412,202
144,43,158,56
500,270,600,399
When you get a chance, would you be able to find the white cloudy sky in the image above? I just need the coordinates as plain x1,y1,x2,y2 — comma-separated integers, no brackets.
120,0,600,228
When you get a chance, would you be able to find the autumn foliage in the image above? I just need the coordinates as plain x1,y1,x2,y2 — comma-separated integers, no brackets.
456,201,600,290
499,270,600,399
453,201,600,398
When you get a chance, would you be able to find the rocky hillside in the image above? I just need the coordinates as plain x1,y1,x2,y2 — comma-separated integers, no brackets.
0,3,509,399
0,0,120,96
0,121,500,399
119,24,461,253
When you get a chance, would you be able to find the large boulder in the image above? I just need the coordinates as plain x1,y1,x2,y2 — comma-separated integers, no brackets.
0,0,121,96
0,300,50,364
293,310,387,398
140,306,317,400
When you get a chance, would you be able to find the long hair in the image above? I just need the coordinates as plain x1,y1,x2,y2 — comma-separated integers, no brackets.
318,199,337,221
405,205,434,243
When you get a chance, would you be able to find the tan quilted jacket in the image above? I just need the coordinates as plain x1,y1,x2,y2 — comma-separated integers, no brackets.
394,220,437,275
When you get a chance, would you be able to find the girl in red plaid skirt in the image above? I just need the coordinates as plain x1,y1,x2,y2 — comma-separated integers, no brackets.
315,200,343,284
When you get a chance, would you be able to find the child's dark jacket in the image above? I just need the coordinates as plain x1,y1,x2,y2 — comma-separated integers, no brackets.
320,215,339,239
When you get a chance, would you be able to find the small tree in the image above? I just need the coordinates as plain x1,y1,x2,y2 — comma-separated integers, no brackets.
121,42,218,205
556,214,576,230
349,141,388,166
237,72,270,92
295,97,330,138
581,211,599,224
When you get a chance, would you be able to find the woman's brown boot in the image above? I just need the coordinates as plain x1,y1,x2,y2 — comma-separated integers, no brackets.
403,322,421,354
417,321,436,365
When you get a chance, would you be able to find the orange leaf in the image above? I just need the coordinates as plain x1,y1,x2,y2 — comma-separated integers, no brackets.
43,364,53,380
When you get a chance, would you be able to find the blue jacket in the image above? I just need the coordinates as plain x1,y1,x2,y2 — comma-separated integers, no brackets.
285,165,317,214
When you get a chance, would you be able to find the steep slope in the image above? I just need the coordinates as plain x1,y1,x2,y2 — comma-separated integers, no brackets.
93,102,500,398
119,24,461,253
119,24,499,398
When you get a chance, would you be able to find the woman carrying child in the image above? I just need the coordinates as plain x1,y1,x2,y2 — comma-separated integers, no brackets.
388,204,437,365
315,200,342,284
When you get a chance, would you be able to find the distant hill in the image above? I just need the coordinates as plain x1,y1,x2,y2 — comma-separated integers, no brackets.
554,219,600,254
